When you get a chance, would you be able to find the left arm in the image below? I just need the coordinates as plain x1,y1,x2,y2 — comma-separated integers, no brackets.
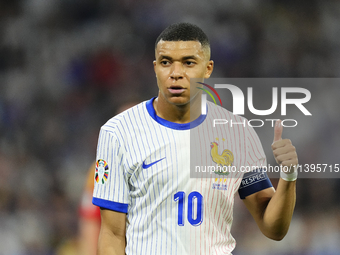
243,120,297,241
243,179,296,241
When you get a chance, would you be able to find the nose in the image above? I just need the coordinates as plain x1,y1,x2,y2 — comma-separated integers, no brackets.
170,62,184,80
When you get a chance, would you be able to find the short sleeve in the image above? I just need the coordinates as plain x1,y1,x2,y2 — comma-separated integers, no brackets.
238,125,273,199
92,128,129,213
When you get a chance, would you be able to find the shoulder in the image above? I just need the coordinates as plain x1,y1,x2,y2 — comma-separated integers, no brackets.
207,101,248,122
206,101,259,138
101,100,148,134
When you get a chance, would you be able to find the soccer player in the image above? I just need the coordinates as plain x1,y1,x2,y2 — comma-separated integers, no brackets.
92,23,298,255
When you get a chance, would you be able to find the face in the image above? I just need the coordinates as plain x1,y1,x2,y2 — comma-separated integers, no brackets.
153,40,213,106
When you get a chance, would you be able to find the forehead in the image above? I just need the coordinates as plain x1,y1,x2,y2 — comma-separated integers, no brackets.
155,40,205,58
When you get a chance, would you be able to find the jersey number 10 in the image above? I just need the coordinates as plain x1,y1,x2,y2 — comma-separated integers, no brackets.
174,191,203,226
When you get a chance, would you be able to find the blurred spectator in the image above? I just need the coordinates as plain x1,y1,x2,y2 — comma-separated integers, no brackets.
77,162,100,255
77,100,139,255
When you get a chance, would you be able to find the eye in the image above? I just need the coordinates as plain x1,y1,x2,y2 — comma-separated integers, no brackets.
161,60,170,66
185,61,196,66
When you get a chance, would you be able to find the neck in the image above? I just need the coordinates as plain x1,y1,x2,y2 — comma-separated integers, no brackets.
153,95,202,124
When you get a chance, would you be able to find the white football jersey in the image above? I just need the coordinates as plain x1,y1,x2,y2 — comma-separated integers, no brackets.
93,98,272,255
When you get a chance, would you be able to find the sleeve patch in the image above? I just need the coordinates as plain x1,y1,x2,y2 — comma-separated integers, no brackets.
238,168,273,199
92,197,128,213
95,159,109,184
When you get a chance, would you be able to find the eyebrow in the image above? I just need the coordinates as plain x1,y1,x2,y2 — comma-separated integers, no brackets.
159,55,198,61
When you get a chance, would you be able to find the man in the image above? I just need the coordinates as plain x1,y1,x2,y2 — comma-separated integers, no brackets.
92,23,298,254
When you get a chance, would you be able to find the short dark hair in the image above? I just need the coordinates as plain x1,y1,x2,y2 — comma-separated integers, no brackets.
155,23,210,49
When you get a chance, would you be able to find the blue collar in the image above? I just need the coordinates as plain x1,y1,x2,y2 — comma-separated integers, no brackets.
146,97,207,130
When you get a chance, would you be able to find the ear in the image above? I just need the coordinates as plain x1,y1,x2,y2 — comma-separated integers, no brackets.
153,60,157,74
204,60,214,78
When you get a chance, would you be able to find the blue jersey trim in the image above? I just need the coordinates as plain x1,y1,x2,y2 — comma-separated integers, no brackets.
238,168,273,199
92,197,128,213
146,97,207,130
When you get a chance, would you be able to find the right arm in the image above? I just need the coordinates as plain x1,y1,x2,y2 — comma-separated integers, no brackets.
98,208,127,255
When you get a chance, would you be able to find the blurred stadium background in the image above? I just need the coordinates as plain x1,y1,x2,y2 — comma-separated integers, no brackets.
0,0,339,254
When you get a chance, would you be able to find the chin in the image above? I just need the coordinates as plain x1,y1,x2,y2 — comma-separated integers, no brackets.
168,96,190,106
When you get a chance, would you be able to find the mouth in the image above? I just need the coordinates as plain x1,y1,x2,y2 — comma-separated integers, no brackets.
168,86,186,94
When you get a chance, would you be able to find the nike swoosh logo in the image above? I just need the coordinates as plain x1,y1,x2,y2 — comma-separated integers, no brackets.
142,158,165,169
